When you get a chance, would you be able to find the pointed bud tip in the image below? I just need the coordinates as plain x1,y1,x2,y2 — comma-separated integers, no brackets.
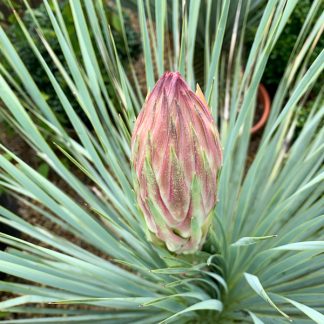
160,71,185,88
162,71,182,79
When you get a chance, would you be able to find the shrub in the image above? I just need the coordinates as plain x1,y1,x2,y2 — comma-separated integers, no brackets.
0,0,323,323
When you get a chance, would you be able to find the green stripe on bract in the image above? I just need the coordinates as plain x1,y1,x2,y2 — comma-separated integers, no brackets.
189,175,203,249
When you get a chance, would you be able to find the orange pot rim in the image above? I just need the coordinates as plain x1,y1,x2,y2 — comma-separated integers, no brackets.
251,83,271,134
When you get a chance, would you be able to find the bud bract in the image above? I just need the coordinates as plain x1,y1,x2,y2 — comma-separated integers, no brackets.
131,72,222,253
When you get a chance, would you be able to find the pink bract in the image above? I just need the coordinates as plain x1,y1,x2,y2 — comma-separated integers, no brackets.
131,72,222,254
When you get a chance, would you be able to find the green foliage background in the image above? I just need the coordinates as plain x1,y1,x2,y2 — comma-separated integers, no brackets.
247,0,324,93
1,0,140,126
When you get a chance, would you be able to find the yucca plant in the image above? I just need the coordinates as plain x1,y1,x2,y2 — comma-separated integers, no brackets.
0,0,323,322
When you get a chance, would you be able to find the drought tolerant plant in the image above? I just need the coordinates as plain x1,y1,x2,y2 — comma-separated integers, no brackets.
0,0,323,323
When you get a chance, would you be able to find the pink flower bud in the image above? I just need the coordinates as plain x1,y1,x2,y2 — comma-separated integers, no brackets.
131,72,222,254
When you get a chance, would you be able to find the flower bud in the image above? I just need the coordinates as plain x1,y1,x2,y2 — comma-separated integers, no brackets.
131,72,222,254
